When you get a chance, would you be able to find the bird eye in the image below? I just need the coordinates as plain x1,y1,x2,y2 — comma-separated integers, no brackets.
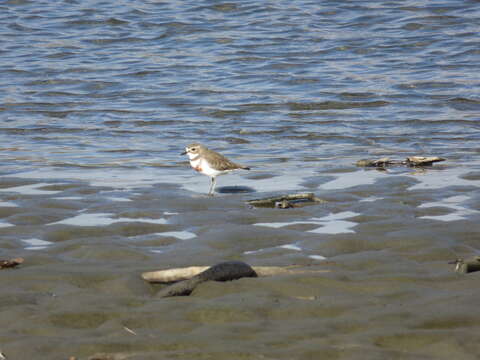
191,148,196,151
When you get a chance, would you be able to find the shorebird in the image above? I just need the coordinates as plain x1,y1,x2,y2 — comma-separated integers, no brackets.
181,143,250,195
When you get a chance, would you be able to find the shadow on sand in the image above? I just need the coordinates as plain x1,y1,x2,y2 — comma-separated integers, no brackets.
216,185,256,194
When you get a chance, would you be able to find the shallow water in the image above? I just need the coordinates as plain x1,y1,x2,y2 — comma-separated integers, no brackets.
1,0,480,359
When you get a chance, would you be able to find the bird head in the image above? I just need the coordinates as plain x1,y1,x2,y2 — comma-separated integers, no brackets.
181,143,203,156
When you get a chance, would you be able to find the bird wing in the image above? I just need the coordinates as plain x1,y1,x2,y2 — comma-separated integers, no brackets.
206,150,246,171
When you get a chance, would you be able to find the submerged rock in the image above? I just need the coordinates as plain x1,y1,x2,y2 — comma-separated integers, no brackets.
247,192,325,209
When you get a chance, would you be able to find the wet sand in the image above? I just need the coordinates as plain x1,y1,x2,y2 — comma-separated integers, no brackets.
1,166,480,360
2,0,480,357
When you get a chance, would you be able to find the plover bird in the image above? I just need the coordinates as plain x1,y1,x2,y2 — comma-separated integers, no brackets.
181,143,250,195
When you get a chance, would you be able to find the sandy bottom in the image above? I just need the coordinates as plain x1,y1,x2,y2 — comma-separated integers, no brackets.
1,168,480,359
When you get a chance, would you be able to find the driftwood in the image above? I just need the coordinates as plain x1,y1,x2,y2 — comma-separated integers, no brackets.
356,157,394,167
247,192,325,209
405,156,445,166
142,264,329,283
356,156,445,168
143,262,329,298
0,257,24,269
451,257,480,274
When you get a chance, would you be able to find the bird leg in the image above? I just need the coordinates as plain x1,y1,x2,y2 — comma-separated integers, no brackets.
208,177,216,196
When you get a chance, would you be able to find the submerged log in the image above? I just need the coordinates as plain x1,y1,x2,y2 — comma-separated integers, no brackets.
451,257,480,274
0,257,24,269
356,156,445,168
247,192,325,209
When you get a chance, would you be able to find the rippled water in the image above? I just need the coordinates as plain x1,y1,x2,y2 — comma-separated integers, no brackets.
1,0,480,359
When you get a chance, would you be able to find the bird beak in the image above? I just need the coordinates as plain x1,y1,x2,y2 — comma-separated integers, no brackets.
181,150,187,155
